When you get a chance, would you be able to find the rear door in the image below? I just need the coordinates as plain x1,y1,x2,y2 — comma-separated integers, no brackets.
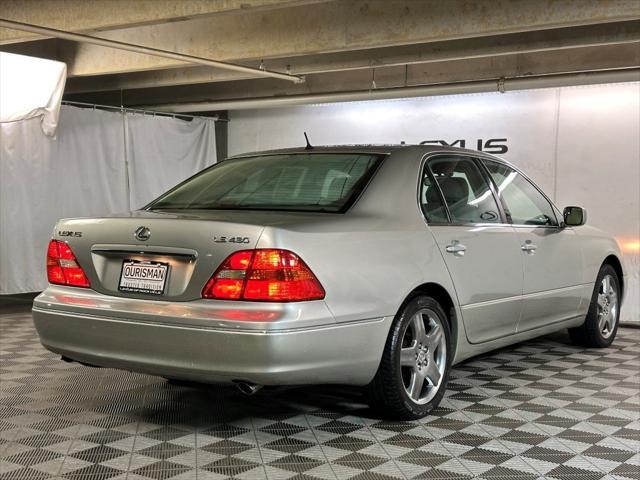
421,154,523,344
481,159,583,332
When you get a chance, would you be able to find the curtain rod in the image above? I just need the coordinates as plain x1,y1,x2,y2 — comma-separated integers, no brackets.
61,100,227,121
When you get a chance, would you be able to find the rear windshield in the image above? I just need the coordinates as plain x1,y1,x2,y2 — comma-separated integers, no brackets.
147,153,383,213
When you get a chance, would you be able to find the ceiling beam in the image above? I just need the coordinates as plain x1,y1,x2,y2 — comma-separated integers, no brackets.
6,0,640,77
0,0,329,45
64,20,640,93
63,43,640,108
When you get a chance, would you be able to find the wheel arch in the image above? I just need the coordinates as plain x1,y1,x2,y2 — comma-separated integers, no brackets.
399,283,459,360
603,254,624,299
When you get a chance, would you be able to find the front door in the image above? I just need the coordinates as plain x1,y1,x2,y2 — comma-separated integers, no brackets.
482,159,583,332
420,154,524,344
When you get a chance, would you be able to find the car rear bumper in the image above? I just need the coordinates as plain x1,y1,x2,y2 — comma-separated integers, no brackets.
32,286,391,386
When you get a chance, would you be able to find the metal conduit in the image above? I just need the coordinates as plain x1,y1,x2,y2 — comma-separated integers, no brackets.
145,68,640,112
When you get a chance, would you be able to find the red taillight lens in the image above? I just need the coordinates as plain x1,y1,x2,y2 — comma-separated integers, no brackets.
202,249,325,302
46,240,90,288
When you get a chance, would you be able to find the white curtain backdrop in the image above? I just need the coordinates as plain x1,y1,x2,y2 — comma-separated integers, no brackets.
0,52,66,136
126,112,216,209
0,105,216,294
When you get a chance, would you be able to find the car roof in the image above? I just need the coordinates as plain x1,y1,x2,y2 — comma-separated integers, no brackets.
228,144,502,159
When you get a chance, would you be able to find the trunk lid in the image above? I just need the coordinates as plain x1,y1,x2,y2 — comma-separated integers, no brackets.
54,210,272,301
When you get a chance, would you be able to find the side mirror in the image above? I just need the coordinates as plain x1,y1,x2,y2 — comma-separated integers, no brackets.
563,206,587,226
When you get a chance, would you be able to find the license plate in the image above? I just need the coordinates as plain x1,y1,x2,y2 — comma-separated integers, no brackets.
119,260,169,295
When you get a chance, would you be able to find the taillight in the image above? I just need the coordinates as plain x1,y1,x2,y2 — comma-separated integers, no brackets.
202,249,325,302
46,240,90,288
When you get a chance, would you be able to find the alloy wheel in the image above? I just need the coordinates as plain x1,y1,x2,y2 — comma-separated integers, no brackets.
399,308,447,404
597,274,618,339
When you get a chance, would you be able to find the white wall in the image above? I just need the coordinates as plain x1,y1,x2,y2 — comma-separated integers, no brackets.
229,82,640,323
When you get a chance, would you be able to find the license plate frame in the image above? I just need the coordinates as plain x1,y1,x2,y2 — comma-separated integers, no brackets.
118,260,169,295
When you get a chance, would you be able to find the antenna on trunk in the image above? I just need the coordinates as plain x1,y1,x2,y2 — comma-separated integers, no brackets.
304,132,313,150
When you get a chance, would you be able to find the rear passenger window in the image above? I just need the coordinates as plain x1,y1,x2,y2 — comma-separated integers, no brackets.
422,156,502,224
420,172,449,223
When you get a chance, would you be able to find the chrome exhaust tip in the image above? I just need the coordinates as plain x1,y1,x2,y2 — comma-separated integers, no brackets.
235,382,263,396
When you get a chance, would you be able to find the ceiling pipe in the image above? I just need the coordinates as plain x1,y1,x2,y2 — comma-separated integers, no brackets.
0,18,304,84
145,68,640,112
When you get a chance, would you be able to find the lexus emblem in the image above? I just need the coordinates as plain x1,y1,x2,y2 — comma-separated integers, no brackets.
134,226,151,242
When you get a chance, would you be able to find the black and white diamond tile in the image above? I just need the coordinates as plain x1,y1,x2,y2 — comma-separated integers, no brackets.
1,309,639,480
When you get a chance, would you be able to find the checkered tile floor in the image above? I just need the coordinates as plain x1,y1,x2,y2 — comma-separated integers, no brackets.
1,308,638,480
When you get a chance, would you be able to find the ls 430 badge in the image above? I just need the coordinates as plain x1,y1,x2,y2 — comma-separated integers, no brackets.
214,236,250,244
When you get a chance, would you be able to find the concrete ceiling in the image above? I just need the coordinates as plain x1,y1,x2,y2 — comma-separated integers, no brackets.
1,0,639,112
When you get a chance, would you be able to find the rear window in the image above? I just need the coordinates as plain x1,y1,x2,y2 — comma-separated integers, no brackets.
147,153,383,213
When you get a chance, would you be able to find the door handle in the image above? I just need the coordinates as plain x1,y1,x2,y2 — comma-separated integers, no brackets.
521,240,537,254
446,240,467,257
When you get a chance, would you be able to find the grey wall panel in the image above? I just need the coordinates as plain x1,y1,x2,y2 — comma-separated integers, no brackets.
555,83,640,324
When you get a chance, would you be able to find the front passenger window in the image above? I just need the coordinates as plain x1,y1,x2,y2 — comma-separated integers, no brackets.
483,160,558,226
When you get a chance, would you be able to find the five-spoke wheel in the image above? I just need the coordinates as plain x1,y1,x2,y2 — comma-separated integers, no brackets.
596,274,618,339
367,295,451,419
570,264,621,348
399,309,447,405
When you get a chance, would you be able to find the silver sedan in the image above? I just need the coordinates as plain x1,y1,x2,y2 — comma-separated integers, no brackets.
33,145,625,419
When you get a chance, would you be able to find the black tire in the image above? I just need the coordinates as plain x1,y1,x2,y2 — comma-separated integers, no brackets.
569,264,620,348
366,295,452,420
